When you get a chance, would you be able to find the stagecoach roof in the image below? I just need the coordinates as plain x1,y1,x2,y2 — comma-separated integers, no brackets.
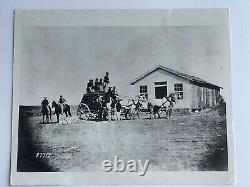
130,65,222,89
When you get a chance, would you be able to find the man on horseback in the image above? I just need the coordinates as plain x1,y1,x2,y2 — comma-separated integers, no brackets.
41,96,49,108
41,97,51,123
58,95,66,114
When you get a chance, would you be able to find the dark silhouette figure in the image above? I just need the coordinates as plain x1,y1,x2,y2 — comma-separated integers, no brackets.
41,97,51,123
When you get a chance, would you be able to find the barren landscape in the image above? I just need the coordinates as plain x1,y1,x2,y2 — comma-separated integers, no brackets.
17,108,228,172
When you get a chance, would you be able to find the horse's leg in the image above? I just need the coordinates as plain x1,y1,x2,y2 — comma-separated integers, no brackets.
108,110,111,122
56,113,59,123
47,114,50,123
43,114,45,123
169,108,172,119
166,109,169,119
49,110,52,123
157,108,161,118
68,107,72,117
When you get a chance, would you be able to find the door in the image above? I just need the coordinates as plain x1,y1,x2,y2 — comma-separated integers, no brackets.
154,81,167,99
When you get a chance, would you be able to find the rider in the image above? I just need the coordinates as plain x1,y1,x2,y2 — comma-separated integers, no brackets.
41,97,49,123
41,97,49,110
58,95,66,114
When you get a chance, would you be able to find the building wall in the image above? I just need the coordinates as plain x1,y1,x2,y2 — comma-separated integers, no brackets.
131,69,192,109
131,69,220,109
191,83,220,109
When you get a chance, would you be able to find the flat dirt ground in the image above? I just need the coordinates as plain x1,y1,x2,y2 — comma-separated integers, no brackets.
17,109,228,172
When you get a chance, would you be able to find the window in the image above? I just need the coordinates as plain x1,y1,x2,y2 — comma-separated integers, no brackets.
154,81,167,86
155,81,167,99
140,85,148,99
174,83,183,99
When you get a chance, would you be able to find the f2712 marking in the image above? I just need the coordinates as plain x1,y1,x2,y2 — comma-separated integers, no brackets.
36,152,52,158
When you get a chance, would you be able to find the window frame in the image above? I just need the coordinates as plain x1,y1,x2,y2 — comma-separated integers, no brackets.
139,85,148,99
174,83,184,99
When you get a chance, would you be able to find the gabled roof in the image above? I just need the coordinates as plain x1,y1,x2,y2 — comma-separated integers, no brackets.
130,65,222,89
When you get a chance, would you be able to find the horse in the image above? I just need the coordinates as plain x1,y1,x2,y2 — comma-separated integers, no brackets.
124,98,142,120
151,92,180,119
52,101,72,123
41,105,52,123
62,103,72,117
52,101,62,123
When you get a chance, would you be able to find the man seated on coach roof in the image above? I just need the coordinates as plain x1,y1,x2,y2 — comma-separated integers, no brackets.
99,79,104,92
86,79,94,93
94,78,100,93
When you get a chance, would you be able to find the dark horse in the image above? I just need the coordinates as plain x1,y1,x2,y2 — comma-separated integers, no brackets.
52,101,72,123
52,101,62,123
41,105,52,123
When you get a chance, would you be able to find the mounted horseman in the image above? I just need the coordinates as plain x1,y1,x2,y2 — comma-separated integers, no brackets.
41,97,52,123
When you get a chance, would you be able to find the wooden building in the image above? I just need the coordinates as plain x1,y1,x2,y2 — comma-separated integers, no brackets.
130,65,221,110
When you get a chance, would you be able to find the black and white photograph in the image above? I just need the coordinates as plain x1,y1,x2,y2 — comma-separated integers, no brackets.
10,9,234,185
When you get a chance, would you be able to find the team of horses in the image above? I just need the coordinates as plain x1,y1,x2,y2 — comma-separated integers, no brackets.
95,92,180,121
125,92,180,120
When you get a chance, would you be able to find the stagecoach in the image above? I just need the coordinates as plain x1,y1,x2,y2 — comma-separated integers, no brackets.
76,90,137,121
76,86,178,121
77,92,107,120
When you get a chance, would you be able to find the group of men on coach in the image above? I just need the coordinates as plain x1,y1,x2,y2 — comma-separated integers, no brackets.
86,72,111,93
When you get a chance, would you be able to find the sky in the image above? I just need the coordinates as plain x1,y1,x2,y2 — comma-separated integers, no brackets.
19,26,230,105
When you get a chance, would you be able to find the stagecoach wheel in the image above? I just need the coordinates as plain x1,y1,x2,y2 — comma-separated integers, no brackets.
77,103,90,120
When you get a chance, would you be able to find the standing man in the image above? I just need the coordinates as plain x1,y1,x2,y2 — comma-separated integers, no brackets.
166,94,175,119
115,100,122,121
103,72,110,92
96,97,103,121
58,95,66,114
147,99,154,119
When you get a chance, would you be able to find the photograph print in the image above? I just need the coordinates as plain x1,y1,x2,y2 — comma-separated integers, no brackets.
11,9,234,185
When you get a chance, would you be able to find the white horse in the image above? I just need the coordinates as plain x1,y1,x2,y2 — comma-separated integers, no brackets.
150,92,180,118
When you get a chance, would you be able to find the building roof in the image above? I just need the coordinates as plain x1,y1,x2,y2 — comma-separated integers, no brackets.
130,65,222,89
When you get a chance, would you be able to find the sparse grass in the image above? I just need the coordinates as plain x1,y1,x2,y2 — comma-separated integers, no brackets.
17,108,227,172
